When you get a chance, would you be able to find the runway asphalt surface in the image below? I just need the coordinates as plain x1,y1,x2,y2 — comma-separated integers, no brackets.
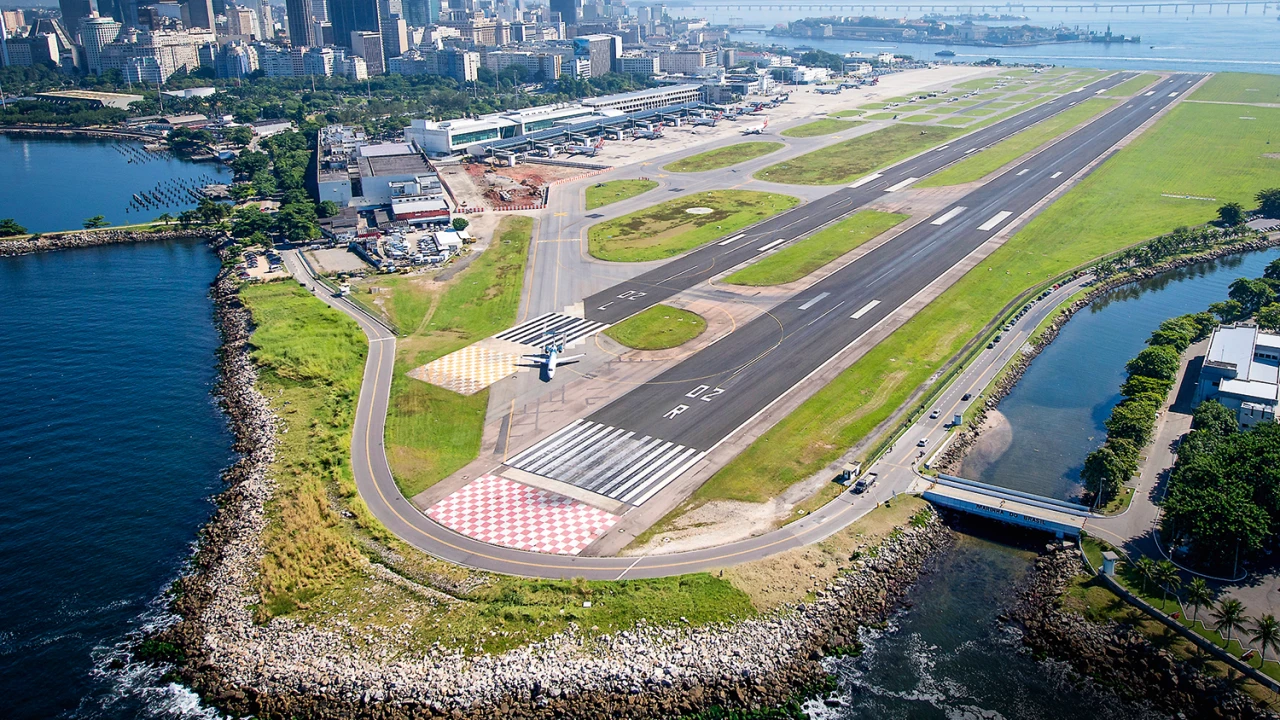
285,72,1199,578
581,71,1143,326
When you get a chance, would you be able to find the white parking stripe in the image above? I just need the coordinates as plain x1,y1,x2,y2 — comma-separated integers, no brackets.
1016,169,1030,176
883,177,919,192
930,206,967,226
798,292,830,310
850,300,881,320
717,233,745,246
977,211,1013,232
847,173,883,189
1051,171,1063,179
757,238,788,252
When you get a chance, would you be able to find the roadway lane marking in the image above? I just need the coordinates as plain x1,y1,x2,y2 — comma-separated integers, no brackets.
850,300,881,320
847,172,883,189
883,177,918,192
1051,171,1063,179
977,211,1013,232
930,206,967,226
964,148,978,154
717,233,745,246
798,292,830,310
757,238,788,252
1016,169,1030,176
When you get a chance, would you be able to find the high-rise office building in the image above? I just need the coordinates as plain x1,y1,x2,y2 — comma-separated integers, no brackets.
329,0,379,50
183,0,215,29
82,14,122,72
380,14,406,60
286,0,315,45
399,0,437,26
348,29,383,73
58,0,94,38
548,0,578,25
572,32,618,77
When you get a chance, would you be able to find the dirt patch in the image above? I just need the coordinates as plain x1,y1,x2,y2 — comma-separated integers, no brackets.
955,408,1012,479
1264,153,1280,160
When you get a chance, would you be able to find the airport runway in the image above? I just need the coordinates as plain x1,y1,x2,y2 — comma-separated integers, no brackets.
506,73,1199,510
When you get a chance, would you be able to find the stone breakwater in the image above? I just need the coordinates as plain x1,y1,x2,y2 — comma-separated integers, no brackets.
1010,545,1276,719
934,232,1280,474
0,228,223,257
151,266,956,718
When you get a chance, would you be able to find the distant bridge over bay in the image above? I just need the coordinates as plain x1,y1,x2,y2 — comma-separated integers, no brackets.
666,1,1275,15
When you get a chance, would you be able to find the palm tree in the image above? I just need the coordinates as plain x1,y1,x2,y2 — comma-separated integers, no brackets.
1134,556,1158,594
1152,560,1182,609
1185,577,1214,628
1211,597,1250,649
157,212,173,225
1251,615,1280,668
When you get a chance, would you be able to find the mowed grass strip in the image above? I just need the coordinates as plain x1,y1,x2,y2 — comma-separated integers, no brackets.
688,79,1280,506
604,304,707,350
780,118,861,138
585,179,658,210
664,141,783,173
588,190,800,262
383,216,534,498
723,210,908,286
918,98,1117,188
754,125,964,185
1189,71,1280,104
1105,73,1160,97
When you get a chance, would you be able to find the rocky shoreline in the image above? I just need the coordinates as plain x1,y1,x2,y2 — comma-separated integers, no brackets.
1010,545,1276,719
0,227,224,258
935,232,1280,473
148,254,958,718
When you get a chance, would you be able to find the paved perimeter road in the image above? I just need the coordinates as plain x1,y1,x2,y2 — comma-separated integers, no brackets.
279,74,1196,579
582,71,1141,325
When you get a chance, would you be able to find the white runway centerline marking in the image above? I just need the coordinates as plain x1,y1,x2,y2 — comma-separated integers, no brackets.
717,233,745,246
1169,91,1180,97
850,300,881,320
1145,90,1156,96
935,145,950,152
847,173,883,189
1016,169,1030,176
757,238,788,252
798,292,830,310
883,177,918,192
964,148,978,154
930,206,967,226
1051,171,1063,179
1095,88,1107,94
978,211,1013,232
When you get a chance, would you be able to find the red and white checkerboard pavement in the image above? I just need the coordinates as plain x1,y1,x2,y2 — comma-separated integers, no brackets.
425,474,619,555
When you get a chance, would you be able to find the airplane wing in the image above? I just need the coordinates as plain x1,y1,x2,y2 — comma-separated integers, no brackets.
558,354,585,364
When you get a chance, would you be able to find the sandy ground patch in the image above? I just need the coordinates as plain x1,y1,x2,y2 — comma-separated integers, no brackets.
304,247,371,275
956,408,1013,479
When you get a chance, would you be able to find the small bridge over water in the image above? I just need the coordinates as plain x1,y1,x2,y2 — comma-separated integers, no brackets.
923,474,1096,538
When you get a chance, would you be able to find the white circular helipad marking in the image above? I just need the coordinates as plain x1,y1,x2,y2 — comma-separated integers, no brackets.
686,207,713,215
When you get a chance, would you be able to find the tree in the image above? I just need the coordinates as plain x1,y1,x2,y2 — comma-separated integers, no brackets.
230,150,271,178
1126,345,1182,383
1228,277,1276,315
1193,400,1238,437
1105,399,1160,446
1211,597,1250,648
1209,299,1245,324
1134,556,1158,594
1152,560,1181,607
274,202,319,243
1257,303,1280,332
1120,374,1172,399
230,183,257,202
1252,614,1280,667
1082,445,1128,502
1257,188,1280,219
452,216,470,232
83,215,110,229
1185,577,1214,627
0,218,28,237
226,125,254,146
157,212,173,226
317,200,341,218
1217,201,1245,226
1264,258,1280,281
177,210,198,228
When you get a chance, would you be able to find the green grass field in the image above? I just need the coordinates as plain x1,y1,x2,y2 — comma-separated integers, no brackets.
588,190,800,262
664,141,783,173
723,210,908,286
1105,73,1160,97
687,74,1280,507
754,125,964,185
900,115,934,123
862,112,897,120
918,98,1117,188
585,179,658,210
780,118,861,138
603,304,707,350
1189,71,1280,104
377,217,533,498
830,109,864,118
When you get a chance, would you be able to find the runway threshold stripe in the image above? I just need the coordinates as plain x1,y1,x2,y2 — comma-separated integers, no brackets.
850,300,881,320
718,233,746,246
929,206,967,226
757,238,789,252
798,292,830,310
883,177,918,192
847,173,883,189
505,420,585,466
977,211,1013,232
629,451,709,507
